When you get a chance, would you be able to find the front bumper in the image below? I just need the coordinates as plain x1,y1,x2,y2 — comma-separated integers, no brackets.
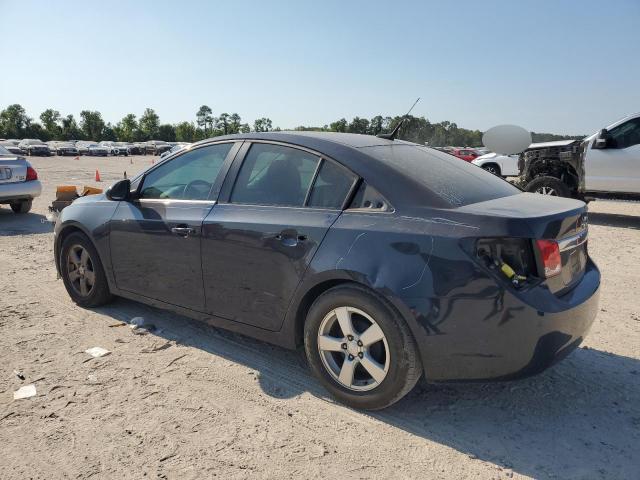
416,259,600,382
29,149,50,156
0,180,43,202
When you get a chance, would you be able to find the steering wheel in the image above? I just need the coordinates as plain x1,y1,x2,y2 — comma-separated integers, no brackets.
182,179,212,200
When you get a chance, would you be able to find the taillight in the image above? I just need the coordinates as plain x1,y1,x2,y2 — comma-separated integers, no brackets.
476,238,536,287
26,165,38,181
535,239,561,278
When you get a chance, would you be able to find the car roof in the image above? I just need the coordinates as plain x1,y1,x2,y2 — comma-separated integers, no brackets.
190,131,518,210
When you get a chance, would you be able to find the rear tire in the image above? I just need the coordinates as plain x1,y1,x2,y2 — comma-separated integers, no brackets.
304,284,422,410
60,232,113,307
525,176,571,197
10,199,32,213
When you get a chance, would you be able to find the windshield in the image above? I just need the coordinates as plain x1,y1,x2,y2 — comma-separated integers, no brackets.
0,145,12,155
363,144,520,207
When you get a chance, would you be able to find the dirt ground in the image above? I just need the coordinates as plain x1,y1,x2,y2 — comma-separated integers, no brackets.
0,154,638,479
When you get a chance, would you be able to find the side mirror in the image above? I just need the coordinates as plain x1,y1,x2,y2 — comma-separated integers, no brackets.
593,129,611,149
106,179,131,201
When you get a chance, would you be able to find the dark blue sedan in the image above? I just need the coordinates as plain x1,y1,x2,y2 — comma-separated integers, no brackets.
53,132,600,410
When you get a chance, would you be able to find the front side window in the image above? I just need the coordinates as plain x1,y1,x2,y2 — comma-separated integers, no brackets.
140,143,232,200
608,118,640,149
231,143,320,206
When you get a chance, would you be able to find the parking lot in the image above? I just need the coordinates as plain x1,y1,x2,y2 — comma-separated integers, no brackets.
0,154,639,479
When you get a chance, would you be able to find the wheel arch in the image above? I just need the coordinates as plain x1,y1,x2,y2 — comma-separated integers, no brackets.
287,274,427,376
55,222,105,278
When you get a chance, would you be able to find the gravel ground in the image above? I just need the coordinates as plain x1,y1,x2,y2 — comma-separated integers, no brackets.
0,154,638,479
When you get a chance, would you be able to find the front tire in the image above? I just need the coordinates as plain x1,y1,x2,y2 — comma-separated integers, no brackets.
304,285,422,410
10,199,32,213
482,163,501,176
60,232,113,307
525,175,571,197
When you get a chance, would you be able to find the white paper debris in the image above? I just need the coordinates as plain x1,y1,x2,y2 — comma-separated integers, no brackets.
13,384,37,400
85,347,111,358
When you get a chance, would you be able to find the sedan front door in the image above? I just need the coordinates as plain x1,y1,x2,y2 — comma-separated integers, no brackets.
109,142,239,311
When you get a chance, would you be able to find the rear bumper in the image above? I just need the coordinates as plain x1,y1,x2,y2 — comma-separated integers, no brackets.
417,259,600,382
0,180,42,202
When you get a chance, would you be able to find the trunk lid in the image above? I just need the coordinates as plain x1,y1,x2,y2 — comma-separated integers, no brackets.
458,193,589,294
0,156,27,185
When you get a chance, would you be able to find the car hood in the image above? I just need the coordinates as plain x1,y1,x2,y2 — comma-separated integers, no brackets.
73,193,108,205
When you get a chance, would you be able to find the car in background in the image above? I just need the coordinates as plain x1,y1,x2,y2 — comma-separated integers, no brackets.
131,142,146,155
112,142,131,156
77,142,109,156
144,140,171,156
54,131,600,410
519,113,640,199
159,142,192,159
472,152,521,177
0,144,41,213
0,141,24,155
450,147,481,162
54,141,80,156
18,139,51,156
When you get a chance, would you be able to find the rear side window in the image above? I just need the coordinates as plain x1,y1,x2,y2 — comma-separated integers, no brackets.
231,143,320,206
348,182,391,211
363,144,519,207
307,159,356,209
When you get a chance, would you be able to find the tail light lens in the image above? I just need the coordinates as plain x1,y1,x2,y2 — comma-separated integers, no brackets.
535,239,561,278
26,165,38,181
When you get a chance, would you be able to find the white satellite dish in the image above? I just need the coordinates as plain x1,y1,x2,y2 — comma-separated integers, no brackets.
482,124,532,155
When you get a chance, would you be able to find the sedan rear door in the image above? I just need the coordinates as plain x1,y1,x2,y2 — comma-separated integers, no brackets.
201,141,357,331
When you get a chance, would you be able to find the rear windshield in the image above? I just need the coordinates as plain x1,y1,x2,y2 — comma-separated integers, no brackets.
362,144,520,207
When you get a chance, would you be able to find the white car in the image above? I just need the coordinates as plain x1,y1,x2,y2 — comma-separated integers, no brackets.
520,113,640,197
472,152,520,177
0,145,42,213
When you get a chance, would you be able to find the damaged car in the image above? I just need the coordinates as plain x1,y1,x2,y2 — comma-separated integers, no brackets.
519,113,640,199
53,132,600,410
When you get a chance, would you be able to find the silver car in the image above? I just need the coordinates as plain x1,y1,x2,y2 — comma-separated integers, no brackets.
0,145,42,213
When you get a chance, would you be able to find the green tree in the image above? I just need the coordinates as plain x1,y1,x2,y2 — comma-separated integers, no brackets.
228,113,242,134
217,113,230,135
253,117,273,132
175,121,197,142
39,109,61,139
0,104,30,138
102,123,117,141
196,105,214,135
158,124,176,142
79,110,105,140
115,114,138,142
329,118,347,132
139,108,160,140
61,114,83,140
347,117,369,134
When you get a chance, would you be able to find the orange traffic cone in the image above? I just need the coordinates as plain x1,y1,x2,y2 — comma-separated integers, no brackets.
95,170,101,182
130,157,133,165
74,156,79,160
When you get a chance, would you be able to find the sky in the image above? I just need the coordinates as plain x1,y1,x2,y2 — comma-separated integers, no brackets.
1,0,639,135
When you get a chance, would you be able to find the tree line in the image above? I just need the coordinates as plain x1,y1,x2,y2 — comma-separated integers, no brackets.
0,103,584,146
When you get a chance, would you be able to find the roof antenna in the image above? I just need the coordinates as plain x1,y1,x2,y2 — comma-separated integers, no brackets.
377,97,421,140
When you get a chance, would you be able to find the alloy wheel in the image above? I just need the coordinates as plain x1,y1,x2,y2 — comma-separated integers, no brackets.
317,306,390,391
66,244,96,296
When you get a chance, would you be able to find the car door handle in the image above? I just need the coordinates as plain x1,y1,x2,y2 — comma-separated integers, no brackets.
275,233,307,246
171,226,196,237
